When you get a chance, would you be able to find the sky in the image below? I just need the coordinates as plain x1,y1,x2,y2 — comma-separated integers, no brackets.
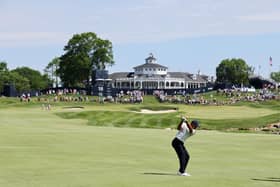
1,0,280,78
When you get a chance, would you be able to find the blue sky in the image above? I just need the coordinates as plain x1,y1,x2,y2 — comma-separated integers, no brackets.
1,0,280,78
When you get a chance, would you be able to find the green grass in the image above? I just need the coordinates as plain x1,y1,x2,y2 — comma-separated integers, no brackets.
1,95,279,131
0,107,279,187
54,104,279,130
199,113,280,130
57,110,178,128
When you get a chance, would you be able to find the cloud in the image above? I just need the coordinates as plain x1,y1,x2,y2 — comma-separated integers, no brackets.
238,13,280,22
0,32,72,47
1,0,280,46
89,0,280,44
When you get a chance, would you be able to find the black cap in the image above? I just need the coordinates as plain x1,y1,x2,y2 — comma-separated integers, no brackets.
191,120,200,128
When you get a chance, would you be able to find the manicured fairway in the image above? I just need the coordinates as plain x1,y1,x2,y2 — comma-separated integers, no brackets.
0,107,279,187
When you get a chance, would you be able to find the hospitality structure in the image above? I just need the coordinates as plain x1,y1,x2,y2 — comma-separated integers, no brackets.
109,53,213,93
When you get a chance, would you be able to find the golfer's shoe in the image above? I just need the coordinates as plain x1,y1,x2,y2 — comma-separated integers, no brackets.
177,171,191,176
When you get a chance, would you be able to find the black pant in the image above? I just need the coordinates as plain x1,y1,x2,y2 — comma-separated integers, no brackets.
172,137,190,173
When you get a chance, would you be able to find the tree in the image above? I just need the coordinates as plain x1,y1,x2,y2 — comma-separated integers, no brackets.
8,71,30,92
0,61,8,72
270,71,280,82
44,57,60,87
216,58,250,86
92,38,114,69
11,67,50,90
0,61,10,93
0,62,31,93
58,32,114,87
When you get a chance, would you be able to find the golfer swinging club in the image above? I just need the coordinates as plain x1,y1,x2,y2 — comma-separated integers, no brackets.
172,116,199,176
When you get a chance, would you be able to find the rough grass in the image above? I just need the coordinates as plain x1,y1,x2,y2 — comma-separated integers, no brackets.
1,95,279,131
55,103,279,130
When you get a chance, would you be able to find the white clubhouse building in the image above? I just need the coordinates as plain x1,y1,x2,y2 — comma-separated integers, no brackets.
109,53,212,90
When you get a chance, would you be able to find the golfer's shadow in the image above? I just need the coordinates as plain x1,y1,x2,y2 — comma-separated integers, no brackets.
252,177,280,183
142,172,177,176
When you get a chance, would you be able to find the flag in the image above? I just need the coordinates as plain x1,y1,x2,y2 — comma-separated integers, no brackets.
269,56,272,66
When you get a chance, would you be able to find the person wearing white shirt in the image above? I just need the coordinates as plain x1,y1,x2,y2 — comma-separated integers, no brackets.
171,117,199,176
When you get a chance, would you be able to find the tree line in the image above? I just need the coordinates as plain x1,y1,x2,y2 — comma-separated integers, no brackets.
1,31,280,94
0,63,50,93
1,32,114,94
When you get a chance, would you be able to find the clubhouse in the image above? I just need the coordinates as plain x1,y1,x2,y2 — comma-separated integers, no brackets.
109,53,212,91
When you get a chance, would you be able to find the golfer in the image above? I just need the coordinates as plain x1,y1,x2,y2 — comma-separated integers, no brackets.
172,117,199,176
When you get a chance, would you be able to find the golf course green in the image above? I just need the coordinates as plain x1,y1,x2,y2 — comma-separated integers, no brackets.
0,97,279,187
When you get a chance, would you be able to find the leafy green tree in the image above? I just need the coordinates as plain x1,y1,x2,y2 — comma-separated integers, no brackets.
44,57,60,87
0,61,10,93
8,71,30,92
0,61,8,72
0,62,32,93
58,32,114,87
216,58,250,85
270,71,280,82
11,67,49,90
92,38,114,69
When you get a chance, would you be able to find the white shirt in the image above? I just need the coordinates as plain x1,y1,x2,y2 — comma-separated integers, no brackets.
175,121,196,143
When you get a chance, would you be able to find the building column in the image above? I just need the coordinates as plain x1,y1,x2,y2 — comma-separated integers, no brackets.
133,80,136,89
